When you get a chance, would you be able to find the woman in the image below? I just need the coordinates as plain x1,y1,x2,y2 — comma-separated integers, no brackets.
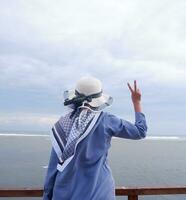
42,76,147,200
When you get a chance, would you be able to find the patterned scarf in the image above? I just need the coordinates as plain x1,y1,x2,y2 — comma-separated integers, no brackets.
59,107,96,162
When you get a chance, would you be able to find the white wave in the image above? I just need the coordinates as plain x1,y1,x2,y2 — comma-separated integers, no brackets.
0,133,49,137
145,136,185,140
112,136,186,140
0,133,186,140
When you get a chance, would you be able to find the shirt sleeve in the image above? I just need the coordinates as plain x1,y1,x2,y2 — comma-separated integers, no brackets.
105,112,148,140
42,147,59,200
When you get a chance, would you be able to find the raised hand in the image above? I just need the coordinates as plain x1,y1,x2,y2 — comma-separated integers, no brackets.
127,80,142,112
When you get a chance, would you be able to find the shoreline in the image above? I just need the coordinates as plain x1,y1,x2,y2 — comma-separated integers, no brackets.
0,133,186,140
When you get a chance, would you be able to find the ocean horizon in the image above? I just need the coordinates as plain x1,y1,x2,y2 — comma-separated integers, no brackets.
0,132,186,200
0,132,186,139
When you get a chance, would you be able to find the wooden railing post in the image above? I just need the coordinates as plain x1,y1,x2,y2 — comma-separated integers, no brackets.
128,195,138,200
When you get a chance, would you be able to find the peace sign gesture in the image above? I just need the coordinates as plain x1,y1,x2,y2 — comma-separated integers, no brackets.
127,80,142,112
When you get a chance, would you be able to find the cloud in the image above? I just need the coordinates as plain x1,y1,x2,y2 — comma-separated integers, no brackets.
1,0,186,88
0,112,59,131
0,113,57,125
0,0,186,134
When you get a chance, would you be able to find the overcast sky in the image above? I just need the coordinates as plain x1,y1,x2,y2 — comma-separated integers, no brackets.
0,0,186,135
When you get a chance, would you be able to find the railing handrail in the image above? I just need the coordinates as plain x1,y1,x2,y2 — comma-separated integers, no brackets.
0,186,186,199
115,186,186,195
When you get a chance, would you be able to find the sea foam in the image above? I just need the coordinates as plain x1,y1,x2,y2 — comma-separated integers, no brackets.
0,133,48,137
0,133,186,140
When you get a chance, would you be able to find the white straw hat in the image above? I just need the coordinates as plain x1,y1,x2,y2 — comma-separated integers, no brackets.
63,76,113,111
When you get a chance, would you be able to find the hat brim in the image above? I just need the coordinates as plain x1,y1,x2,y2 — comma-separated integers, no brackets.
63,89,113,111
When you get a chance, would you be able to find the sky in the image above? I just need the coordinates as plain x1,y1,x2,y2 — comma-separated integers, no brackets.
0,0,186,135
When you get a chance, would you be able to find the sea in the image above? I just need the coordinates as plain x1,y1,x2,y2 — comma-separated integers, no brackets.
0,133,186,200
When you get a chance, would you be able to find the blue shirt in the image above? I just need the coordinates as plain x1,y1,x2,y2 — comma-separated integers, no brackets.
43,111,147,200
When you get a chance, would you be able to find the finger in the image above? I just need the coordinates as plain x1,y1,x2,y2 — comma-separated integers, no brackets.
134,80,137,92
127,82,133,93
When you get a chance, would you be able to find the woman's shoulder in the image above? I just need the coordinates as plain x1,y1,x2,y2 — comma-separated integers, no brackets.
100,111,120,124
102,110,119,118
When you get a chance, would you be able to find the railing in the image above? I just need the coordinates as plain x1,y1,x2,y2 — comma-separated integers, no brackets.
0,186,186,199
